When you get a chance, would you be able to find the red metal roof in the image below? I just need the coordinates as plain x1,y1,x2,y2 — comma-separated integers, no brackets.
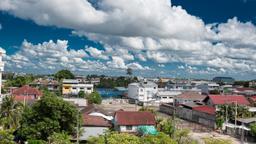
176,91,206,100
235,88,256,92
12,85,42,96
83,114,111,127
208,95,250,105
250,96,256,101
14,95,37,101
115,111,155,126
193,105,215,115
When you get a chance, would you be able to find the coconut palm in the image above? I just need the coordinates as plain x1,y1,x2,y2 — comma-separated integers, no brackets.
0,96,24,129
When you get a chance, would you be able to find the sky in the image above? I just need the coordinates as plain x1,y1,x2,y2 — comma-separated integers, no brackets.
0,0,256,80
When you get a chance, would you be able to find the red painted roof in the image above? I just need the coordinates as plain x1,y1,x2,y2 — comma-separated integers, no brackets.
12,85,42,96
250,96,256,101
236,88,256,92
14,95,37,101
176,91,206,101
83,114,111,127
208,95,250,105
193,106,215,115
115,111,155,126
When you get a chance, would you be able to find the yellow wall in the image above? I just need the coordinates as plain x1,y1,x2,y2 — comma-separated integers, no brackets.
62,84,72,95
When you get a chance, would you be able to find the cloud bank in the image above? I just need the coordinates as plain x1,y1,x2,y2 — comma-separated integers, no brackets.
0,0,256,78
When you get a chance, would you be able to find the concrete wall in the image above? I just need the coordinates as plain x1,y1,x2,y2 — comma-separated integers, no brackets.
80,126,109,140
159,104,216,128
119,125,138,133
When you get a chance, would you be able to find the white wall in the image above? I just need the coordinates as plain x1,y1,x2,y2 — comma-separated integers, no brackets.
71,84,94,95
128,82,158,103
119,125,138,133
80,127,109,140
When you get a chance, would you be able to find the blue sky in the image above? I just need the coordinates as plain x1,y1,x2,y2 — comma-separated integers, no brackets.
0,0,256,80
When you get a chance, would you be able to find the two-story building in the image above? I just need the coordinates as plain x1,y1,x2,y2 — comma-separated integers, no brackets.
62,79,93,96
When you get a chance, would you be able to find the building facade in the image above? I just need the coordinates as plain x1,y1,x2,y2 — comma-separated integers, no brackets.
128,80,158,103
62,79,93,96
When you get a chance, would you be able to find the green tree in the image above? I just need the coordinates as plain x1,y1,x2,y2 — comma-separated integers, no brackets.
5,75,35,87
0,96,24,129
173,129,191,144
87,91,102,104
215,117,224,129
48,132,72,144
157,119,175,137
250,123,256,137
141,132,177,144
54,70,74,81
78,91,86,98
87,132,141,144
0,129,15,144
17,93,80,141
27,139,47,144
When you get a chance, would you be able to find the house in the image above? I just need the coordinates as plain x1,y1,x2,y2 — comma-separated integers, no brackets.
224,117,256,142
175,91,206,105
114,111,156,133
80,114,112,141
166,80,201,93
82,104,114,120
203,95,250,108
128,80,158,104
62,79,93,96
233,87,256,96
11,85,42,103
30,78,59,91
156,90,181,103
197,83,220,94
79,105,114,140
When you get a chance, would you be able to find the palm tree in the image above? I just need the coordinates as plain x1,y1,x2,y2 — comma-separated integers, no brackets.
0,96,24,129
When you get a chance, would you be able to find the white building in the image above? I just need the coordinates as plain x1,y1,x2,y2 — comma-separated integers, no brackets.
0,49,5,102
197,82,220,94
62,79,93,95
128,80,158,103
156,90,181,103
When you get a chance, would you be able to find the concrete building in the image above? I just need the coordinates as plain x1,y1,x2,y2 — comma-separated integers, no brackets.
128,80,158,103
79,105,114,141
197,82,220,94
175,91,207,105
166,80,202,93
30,78,59,91
156,90,181,103
62,79,93,96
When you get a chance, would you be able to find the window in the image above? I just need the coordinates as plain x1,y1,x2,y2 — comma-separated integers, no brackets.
87,87,92,90
154,87,156,89
126,126,132,130
72,87,77,89
64,87,69,89
140,89,143,92
80,87,84,90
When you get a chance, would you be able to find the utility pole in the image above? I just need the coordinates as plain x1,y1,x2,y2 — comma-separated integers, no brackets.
241,122,244,144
